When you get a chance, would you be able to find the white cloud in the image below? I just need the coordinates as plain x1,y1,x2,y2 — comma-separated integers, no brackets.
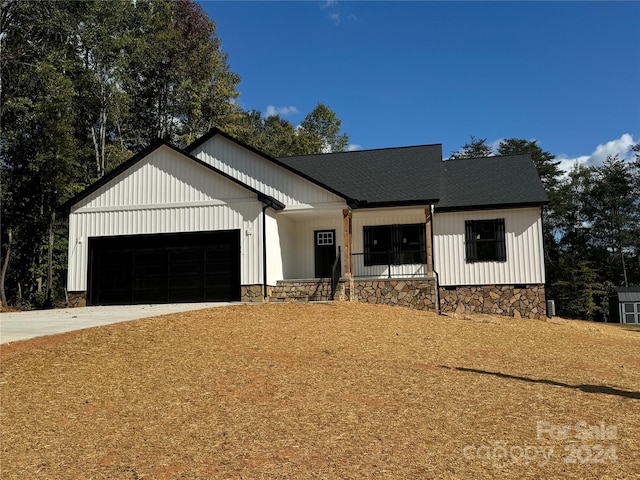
488,138,504,153
321,142,361,154
265,105,299,118
556,155,591,176
587,133,635,166
320,1,356,25
556,133,636,175
327,11,341,25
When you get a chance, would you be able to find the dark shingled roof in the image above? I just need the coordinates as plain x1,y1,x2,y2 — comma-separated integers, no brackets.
279,145,443,207
437,154,549,211
281,148,548,210
64,126,549,213
615,287,640,303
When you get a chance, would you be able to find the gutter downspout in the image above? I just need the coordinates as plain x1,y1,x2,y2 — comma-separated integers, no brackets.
262,204,268,300
540,204,549,317
431,204,441,315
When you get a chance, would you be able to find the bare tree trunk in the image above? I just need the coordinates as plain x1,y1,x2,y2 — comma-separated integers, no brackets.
117,121,125,151
0,228,12,309
621,247,628,287
100,108,107,174
91,81,109,178
91,124,101,177
45,212,55,307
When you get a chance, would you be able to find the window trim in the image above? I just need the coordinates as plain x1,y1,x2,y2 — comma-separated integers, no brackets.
363,223,426,266
464,218,506,263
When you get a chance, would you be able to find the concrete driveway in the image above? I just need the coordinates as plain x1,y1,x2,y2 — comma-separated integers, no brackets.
0,303,233,344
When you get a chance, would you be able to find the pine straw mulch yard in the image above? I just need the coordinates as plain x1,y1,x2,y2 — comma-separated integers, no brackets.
1,303,639,479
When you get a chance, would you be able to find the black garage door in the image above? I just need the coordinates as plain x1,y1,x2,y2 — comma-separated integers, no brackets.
88,230,240,305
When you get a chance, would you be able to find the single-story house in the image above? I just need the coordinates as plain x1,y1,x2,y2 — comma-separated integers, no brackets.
609,287,640,324
63,128,549,318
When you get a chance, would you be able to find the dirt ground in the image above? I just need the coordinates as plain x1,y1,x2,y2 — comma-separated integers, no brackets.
1,302,638,479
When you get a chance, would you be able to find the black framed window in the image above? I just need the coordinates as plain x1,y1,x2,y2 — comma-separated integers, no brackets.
465,219,506,263
364,224,426,266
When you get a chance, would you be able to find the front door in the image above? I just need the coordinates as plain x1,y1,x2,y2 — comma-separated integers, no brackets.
314,230,336,278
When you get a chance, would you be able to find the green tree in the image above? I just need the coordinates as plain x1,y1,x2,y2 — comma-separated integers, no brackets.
555,163,592,254
298,103,349,153
0,0,242,309
449,136,493,159
1,0,82,307
550,164,602,319
630,143,640,282
232,110,299,157
75,0,134,179
122,0,240,148
498,139,565,290
582,155,639,287
551,155,640,318
172,0,242,145
553,260,605,320
233,104,350,157
497,139,562,193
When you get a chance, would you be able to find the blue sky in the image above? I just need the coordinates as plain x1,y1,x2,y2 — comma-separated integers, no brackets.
200,1,640,170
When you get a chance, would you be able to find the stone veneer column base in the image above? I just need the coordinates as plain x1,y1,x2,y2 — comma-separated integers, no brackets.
351,278,437,312
241,285,271,302
439,284,546,319
67,291,87,307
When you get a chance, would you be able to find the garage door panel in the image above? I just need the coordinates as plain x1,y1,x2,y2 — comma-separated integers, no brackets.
132,275,166,303
89,231,240,305
205,286,236,298
168,276,202,289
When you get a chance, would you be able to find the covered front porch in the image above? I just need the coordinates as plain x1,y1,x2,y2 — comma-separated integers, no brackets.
273,205,435,279
265,205,438,310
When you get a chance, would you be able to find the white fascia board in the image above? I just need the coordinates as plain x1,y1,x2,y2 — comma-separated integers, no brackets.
280,201,348,214
72,198,257,214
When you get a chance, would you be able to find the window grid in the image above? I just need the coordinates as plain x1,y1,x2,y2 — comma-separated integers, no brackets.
363,223,426,266
317,231,334,246
465,219,506,263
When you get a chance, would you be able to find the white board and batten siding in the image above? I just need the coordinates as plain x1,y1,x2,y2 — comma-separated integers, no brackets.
67,145,265,292
434,207,545,286
191,135,345,209
264,210,287,285
279,217,345,279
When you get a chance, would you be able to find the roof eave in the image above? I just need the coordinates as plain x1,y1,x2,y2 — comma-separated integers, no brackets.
434,201,549,213
353,199,440,209
258,194,286,211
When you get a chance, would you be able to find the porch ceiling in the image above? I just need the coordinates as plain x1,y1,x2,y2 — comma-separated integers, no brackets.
278,202,346,220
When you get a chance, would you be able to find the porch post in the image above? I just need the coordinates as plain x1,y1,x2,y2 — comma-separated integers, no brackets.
425,207,434,276
342,208,353,277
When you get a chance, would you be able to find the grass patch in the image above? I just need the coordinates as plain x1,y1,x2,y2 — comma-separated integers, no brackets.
1,303,639,479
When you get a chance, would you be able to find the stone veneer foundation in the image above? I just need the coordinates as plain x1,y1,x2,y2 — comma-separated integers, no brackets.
439,284,546,319
70,282,544,320
241,285,270,302
351,278,437,311
267,278,438,311
268,280,347,302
